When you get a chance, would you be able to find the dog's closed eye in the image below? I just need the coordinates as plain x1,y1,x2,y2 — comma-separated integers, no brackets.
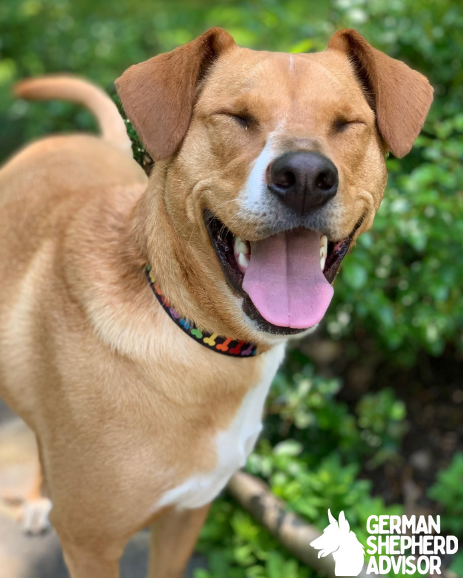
232,114,254,129
216,110,257,130
333,117,366,133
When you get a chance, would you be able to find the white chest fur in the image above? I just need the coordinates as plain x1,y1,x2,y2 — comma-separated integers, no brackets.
157,344,285,510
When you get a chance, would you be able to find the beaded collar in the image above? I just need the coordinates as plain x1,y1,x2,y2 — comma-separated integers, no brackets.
146,266,258,357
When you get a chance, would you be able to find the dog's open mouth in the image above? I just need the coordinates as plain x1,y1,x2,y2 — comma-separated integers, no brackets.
205,211,362,335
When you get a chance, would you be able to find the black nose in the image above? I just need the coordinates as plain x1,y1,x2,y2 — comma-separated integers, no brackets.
267,151,338,216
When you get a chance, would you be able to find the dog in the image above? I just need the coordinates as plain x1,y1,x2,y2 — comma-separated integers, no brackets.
0,27,432,578
311,510,365,576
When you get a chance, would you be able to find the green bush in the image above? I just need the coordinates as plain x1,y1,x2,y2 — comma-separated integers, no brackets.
428,452,463,536
428,453,463,576
265,357,407,468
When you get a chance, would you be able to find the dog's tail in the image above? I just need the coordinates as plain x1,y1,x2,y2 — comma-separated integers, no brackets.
14,75,132,155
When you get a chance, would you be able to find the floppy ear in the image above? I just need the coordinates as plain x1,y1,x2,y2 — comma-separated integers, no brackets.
328,29,433,158
115,28,235,160
338,511,350,533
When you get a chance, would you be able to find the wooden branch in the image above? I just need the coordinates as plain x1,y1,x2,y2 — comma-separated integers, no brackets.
228,471,381,578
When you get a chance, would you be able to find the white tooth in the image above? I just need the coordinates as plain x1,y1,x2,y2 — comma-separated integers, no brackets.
239,242,249,254
238,252,249,269
320,235,328,271
234,236,250,255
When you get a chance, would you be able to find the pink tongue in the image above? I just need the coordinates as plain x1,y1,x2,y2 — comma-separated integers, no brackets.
242,229,333,329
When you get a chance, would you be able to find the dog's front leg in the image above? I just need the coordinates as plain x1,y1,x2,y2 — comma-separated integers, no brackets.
61,543,122,578
51,507,127,578
148,504,210,578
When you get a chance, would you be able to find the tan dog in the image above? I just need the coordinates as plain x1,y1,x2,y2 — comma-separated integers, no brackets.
0,28,432,578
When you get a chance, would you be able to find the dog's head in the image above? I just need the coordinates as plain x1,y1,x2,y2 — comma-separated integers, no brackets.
116,28,432,344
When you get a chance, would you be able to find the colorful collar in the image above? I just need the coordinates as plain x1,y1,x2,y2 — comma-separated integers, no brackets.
146,266,258,358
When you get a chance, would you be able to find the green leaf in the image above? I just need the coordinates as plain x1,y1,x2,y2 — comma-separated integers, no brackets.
342,261,368,289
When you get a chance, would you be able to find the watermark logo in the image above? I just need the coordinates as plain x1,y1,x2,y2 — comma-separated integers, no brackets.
365,515,458,575
311,510,459,576
310,510,364,576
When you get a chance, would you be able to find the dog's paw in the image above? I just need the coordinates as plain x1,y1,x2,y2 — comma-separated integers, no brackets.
18,497,53,535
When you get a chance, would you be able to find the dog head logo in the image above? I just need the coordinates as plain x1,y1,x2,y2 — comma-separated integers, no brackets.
310,510,364,577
